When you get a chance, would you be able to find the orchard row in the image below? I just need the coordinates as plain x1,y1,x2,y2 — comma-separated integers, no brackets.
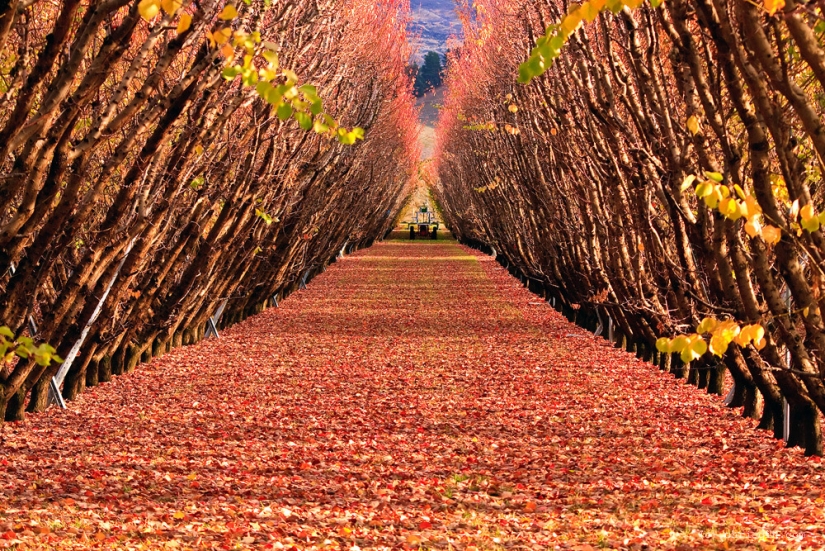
435,0,825,454
0,0,418,421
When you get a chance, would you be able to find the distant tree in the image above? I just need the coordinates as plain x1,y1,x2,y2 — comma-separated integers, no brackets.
414,51,443,96
406,62,419,85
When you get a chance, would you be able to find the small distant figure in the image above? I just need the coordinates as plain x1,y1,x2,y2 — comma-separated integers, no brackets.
409,224,416,240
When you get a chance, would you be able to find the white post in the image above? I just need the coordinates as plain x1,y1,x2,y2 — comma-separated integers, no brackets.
781,286,792,442
50,238,137,407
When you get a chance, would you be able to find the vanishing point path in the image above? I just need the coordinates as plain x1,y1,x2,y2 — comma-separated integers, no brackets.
2,240,824,550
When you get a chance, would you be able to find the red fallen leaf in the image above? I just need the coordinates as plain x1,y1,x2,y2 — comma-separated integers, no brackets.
524,501,537,513
418,520,432,530
2,531,16,540
701,496,715,506
94,532,106,541
299,461,311,470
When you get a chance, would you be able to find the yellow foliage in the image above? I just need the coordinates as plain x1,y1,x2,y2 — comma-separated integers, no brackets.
161,0,182,15
177,13,192,34
680,334,707,363
697,317,718,334
580,1,601,22
800,204,820,232
138,0,161,21
764,0,785,16
219,4,238,20
560,12,583,36
761,225,782,245
686,115,700,135
744,219,761,239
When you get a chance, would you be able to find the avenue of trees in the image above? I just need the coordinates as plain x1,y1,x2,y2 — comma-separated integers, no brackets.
0,0,418,421
435,0,825,454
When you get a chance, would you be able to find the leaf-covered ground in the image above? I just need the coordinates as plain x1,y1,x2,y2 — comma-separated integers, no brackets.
2,240,824,550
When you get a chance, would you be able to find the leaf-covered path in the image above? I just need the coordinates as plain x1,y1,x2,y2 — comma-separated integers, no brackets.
2,241,824,550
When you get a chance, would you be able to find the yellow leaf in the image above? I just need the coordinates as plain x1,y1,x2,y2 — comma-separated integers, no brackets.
213,27,232,45
748,324,765,343
714,320,741,342
655,337,671,353
734,184,746,201
508,104,518,113
680,174,696,193
580,1,601,22
681,334,707,363
218,4,238,20
194,144,203,155
560,12,582,36
709,335,729,357
695,181,713,198
686,115,700,135
220,43,235,59
138,0,161,21
173,511,185,520
744,218,762,238
800,204,820,232
161,0,182,15
176,12,192,34
697,317,718,334
744,195,762,216
282,69,299,83
591,0,606,9
800,204,816,221
754,337,767,350
718,197,741,220
671,335,690,353
801,216,820,233
704,190,720,209
764,0,785,16
761,225,782,245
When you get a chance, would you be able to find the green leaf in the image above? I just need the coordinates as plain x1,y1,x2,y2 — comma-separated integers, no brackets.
241,68,258,87
294,111,313,130
256,81,281,105
517,63,534,84
299,84,318,99
222,66,242,80
310,100,323,116
277,102,293,121
704,171,724,182
0,326,14,339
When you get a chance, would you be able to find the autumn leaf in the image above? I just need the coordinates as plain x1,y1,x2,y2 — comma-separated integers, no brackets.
764,0,785,15
176,13,192,34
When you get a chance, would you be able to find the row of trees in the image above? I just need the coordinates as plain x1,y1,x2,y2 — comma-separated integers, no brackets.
435,0,825,454
0,0,418,422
